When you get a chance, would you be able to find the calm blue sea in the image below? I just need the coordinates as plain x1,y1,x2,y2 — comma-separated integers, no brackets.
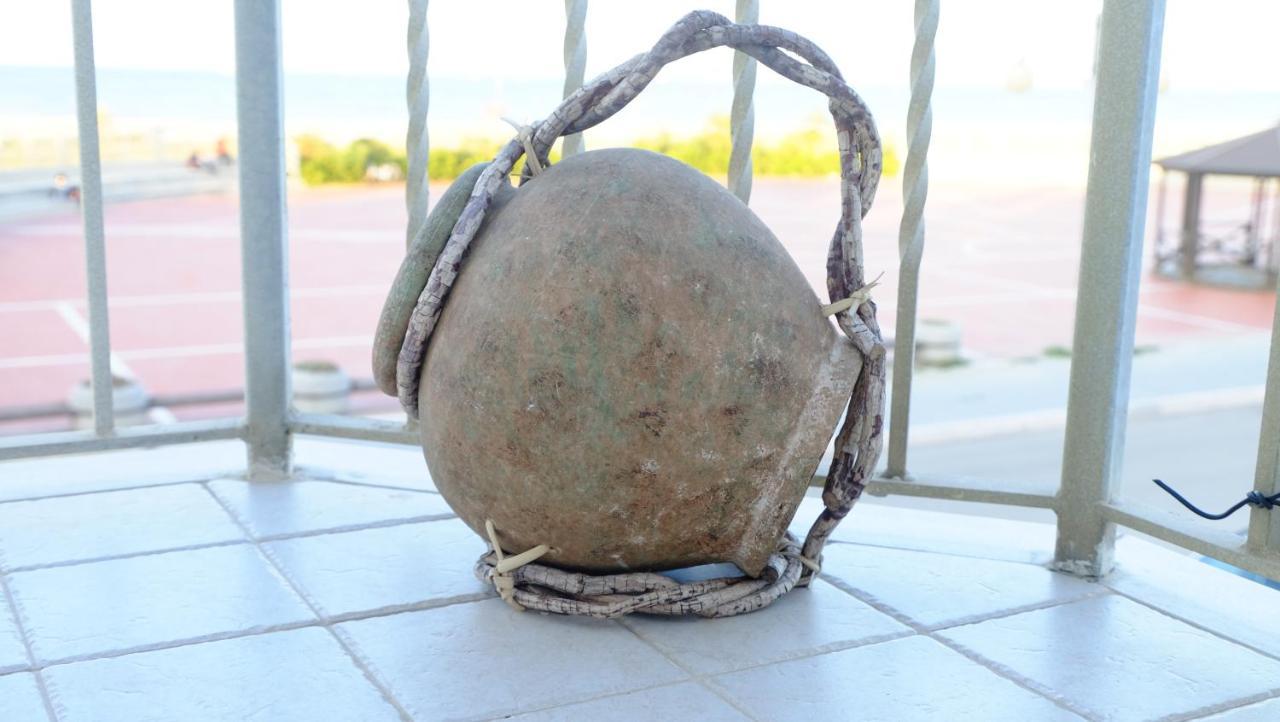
3,65,1278,151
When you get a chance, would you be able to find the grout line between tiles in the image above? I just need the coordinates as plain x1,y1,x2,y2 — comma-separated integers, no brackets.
927,633,1099,721
319,592,495,625
815,570,1107,634
923,585,1111,633
0,478,217,506
253,512,458,543
816,536,1056,567
12,593,500,679
816,571,1101,721
197,481,416,722
0,466,438,510
613,621,764,722
0,567,61,722
465,679,699,722
7,539,250,574
37,619,322,669
1169,689,1280,722
7,513,462,576
290,471,440,496
1103,585,1280,665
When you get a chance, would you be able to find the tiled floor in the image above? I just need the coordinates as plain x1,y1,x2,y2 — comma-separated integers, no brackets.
1,438,1279,721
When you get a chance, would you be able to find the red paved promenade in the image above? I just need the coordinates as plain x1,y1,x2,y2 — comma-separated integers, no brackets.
0,178,1273,432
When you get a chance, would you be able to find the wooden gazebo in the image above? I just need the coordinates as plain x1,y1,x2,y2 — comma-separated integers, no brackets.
1153,126,1280,287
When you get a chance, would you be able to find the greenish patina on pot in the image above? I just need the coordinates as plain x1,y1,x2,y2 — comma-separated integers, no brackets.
377,148,859,576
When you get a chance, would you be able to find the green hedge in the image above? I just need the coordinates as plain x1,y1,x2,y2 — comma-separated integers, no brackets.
295,120,899,185
297,136,405,185
634,116,901,178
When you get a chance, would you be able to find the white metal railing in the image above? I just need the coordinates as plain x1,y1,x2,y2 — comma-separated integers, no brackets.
885,0,936,478
727,0,758,202
561,0,589,157
405,0,430,246
1054,0,1165,576
233,0,293,478
70,0,113,437
3,0,1278,582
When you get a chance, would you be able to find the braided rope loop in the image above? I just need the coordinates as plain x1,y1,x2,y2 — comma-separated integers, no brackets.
398,11,886,617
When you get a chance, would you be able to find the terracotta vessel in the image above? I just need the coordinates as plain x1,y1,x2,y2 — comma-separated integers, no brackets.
376,149,859,576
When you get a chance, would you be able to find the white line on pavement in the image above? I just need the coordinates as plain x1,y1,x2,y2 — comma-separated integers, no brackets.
0,335,373,369
53,301,136,378
0,285,386,314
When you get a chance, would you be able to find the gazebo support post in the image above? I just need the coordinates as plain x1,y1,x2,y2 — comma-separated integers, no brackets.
1153,168,1166,266
1272,179,1280,272
1248,177,1264,265
1179,171,1203,278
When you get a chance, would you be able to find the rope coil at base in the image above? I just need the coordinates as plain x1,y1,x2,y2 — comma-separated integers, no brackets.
398,11,887,618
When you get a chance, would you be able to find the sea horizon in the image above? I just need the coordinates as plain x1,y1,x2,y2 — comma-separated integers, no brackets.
3,65,1278,185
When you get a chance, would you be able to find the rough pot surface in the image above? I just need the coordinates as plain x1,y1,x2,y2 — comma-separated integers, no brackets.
419,149,860,576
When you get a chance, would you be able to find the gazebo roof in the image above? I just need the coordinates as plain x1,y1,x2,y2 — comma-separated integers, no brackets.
1156,126,1280,177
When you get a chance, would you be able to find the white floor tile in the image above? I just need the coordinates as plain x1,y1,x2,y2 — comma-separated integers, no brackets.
0,484,243,569
265,518,490,617
206,479,452,538
0,672,49,722
819,542,1097,628
1106,536,1280,659
624,579,909,674
508,682,748,721
43,627,400,722
790,495,1057,564
1197,696,1280,721
710,635,1081,722
294,436,435,491
0,597,28,673
11,545,314,663
0,441,244,503
337,599,686,720
938,595,1280,721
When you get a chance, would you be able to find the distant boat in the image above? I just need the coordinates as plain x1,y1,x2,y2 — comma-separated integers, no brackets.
1006,59,1033,94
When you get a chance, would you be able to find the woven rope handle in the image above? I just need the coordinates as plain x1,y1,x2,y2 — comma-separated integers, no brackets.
400,10,886,617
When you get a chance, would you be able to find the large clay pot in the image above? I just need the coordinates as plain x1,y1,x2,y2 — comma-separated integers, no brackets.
380,149,859,576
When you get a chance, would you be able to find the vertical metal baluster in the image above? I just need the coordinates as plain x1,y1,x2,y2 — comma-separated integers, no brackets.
70,0,114,436
728,0,758,203
234,0,292,477
1055,0,1166,576
561,0,588,156
886,0,938,478
1249,276,1280,553
406,0,430,245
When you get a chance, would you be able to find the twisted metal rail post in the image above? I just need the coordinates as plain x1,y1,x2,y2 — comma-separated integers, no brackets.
560,0,588,156
394,11,885,617
728,0,758,203
886,0,937,479
405,0,430,246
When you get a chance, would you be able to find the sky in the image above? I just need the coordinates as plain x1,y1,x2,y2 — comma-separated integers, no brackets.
3,0,1280,93
3,1,1279,185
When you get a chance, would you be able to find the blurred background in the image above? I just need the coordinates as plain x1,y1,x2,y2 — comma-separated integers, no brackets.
2,1,1278,535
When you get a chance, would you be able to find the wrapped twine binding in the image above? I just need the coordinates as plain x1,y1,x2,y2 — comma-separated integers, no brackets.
397,10,886,618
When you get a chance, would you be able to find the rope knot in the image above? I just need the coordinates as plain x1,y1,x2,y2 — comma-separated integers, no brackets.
501,117,545,176
484,519,550,611
1247,490,1277,510
1154,479,1280,520
822,272,884,317
778,537,822,587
